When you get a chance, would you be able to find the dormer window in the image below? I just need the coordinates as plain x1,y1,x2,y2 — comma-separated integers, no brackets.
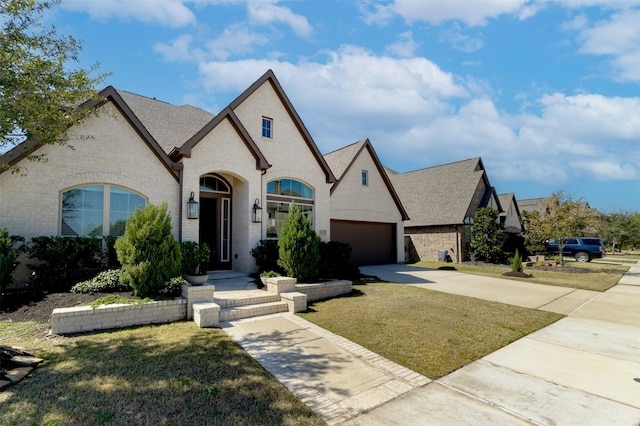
262,117,273,139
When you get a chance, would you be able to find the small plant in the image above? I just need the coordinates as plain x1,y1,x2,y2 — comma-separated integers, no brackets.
115,202,182,297
71,269,128,294
260,270,280,278
510,249,523,273
180,241,211,276
163,276,188,296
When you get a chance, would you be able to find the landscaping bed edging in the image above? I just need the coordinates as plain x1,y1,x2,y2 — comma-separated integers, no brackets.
50,298,186,335
295,280,352,302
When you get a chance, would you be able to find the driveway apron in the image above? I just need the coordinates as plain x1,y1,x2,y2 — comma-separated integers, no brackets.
222,262,640,424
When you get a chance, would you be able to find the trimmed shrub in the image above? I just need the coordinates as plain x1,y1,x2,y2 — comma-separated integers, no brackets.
277,204,320,282
28,235,102,292
115,202,181,297
0,228,25,291
319,241,360,279
470,207,505,264
250,239,281,273
70,269,129,294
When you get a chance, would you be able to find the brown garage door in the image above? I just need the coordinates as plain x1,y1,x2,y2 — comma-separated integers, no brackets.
331,220,395,266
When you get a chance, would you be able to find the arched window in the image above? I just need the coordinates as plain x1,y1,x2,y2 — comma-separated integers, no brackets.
200,175,230,193
266,178,314,238
61,185,146,237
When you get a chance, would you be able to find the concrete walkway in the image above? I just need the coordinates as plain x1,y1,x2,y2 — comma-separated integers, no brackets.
222,260,640,425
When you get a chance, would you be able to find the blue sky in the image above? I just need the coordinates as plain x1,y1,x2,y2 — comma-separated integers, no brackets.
48,0,640,213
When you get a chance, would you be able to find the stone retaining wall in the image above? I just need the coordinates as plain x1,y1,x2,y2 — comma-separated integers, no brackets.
295,280,352,302
50,299,186,335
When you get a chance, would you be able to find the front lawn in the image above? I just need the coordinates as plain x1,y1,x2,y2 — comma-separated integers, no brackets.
411,260,627,292
0,321,324,426
298,282,562,379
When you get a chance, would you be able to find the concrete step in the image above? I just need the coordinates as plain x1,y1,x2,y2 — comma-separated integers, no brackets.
219,301,289,322
214,290,280,308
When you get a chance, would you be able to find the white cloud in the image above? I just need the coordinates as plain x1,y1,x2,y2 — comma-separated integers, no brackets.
154,35,195,62
206,25,269,60
439,24,485,52
391,0,530,26
564,8,640,81
385,31,419,57
247,0,312,37
192,47,639,186
62,0,196,27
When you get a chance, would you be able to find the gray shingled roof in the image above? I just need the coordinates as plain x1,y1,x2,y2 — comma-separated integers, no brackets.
388,157,486,227
518,197,549,216
117,90,214,155
323,140,366,180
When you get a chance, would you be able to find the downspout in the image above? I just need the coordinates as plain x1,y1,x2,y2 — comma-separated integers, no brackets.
177,165,184,242
260,168,266,240
456,224,461,263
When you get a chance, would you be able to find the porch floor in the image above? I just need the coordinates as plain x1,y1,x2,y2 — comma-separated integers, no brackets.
205,270,258,292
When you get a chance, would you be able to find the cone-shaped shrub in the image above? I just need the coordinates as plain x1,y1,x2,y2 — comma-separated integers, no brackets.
115,202,181,296
277,204,320,282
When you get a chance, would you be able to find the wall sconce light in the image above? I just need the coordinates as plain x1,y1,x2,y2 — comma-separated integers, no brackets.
187,191,199,219
252,198,262,223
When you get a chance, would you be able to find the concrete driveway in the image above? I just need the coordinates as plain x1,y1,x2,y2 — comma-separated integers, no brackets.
348,263,640,425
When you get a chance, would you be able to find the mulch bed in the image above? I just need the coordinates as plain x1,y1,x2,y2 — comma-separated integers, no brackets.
0,291,140,324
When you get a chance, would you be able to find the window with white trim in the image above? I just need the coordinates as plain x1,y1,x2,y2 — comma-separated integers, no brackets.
262,116,273,139
266,178,314,238
61,185,146,237
362,170,368,186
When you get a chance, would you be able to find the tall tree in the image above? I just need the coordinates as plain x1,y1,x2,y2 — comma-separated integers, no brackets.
539,192,599,266
469,207,504,263
0,0,107,171
602,212,640,252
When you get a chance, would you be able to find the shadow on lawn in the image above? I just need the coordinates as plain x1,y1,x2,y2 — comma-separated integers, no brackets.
0,322,324,425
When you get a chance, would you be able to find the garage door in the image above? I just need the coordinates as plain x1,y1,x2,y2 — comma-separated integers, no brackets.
331,220,395,266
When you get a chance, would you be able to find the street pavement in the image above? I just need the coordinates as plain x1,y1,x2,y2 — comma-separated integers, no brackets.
222,260,640,425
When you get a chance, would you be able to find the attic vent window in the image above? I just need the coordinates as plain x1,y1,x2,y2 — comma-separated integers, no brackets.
362,170,368,186
262,117,273,139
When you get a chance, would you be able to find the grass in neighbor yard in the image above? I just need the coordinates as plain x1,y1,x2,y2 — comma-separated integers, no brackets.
0,321,324,426
298,283,562,379
411,260,628,292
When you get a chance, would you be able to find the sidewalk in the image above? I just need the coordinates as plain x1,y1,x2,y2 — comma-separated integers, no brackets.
222,261,640,425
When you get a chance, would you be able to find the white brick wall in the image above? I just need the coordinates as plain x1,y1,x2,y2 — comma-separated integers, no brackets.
232,81,333,242
329,147,405,263
0,103,180,241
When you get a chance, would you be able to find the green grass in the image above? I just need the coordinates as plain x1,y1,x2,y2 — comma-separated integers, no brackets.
0,321,324,426
411,260,627,292
298,283,562,379
82,294,155,308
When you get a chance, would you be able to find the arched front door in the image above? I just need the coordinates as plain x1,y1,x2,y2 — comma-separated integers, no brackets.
199,174,231,270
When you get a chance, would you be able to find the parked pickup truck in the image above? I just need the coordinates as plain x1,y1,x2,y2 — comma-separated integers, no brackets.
545,237,606,262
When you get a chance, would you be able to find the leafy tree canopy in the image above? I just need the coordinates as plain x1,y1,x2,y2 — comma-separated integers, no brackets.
525,191,600,265
0,0,108,171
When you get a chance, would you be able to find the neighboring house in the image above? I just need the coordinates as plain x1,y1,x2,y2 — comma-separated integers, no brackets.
518,197,551,217
387,157,504,262
1,70,406,281
519,197,600,237
324,139,409,265
497,192,524,250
